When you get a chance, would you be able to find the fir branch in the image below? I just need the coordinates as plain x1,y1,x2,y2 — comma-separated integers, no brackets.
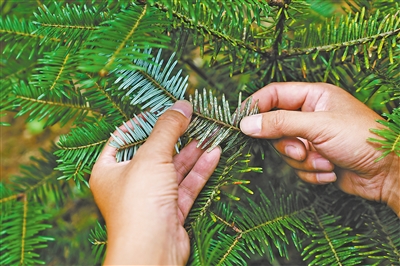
20,195,28,265
289,27,400,57
152,2,266,56
108,112,158,162
36,23,98,30
31,47,76,99
357,202,400,264
118,50,258,151
0,200,53,265
55,120,115,186
32,2,106,51
15,95,92,112
79,4,170,74
102,5,148,73
12,81,101,127
187,145,262,227
0,27,60,42
0,16,60,58
58,140,108,152
356,51,400,103
217,234,243,266
291,9,400,69
116,49,187,112
301,206,363,265
82,74,131,122
188,89,258,151
49,54,69,91
0,194,19,204
313,209,341,265
369,107,400,158
271,2,289,57
190,189,310,265
88,222,108,263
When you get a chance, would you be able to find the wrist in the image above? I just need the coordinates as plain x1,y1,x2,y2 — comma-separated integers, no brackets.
104,215,180,265
381,154,400,216
105,225,169,265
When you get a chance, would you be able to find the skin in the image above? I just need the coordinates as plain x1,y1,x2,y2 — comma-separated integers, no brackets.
240,82,399,216
90,100,221,265
90,82,399,265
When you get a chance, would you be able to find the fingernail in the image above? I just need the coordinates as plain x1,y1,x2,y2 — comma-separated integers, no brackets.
240,114,262,135
316,172,337,184
285,145,302,161
313,158,333,171
170,100,193,119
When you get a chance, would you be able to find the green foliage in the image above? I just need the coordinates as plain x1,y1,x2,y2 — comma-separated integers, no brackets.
369,107,400,158
1,0,399,265
88,222,108,263
0,201,53,265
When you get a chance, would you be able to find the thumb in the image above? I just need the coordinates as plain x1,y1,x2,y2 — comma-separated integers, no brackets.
240,110,330,142
143,100,193,157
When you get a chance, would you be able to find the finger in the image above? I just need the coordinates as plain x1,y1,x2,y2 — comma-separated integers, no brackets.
247,82,336,112
272,137,307,161
177,146,221,224
295,170,337,185
240,109,333,142
142,100,193,159
283,151,335,172
173,140,205,184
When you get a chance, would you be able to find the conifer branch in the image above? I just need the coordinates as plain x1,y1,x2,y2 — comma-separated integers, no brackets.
22,172,56,196
369,108,400,158
0,29,61,42
271,5,289,58
86,74,130,121
218,234,242,266
367,205,400,258
36,23,98,31
49,53,70,91
138,68,179,102
15,95,96,113
101,5,148,74
58,139,108,151
115,139,147,153
152,2,265,55
357,202,400,264
311,208,342,266
20,195,28,265
0,194,19,204
288,28,400,57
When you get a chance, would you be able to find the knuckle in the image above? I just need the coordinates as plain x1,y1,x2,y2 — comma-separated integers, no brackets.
158,111,185,126
270,110,286,134
156,111,188,133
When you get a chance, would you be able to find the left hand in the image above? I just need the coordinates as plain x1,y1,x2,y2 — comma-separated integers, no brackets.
90,100,221,265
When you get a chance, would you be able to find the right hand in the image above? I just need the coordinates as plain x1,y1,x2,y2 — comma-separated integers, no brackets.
240,82,399,216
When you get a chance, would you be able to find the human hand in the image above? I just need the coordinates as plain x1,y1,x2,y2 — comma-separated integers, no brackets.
90,100,221,265
240,82,399,216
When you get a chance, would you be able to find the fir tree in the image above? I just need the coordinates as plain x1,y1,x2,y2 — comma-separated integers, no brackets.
1,0,399,265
